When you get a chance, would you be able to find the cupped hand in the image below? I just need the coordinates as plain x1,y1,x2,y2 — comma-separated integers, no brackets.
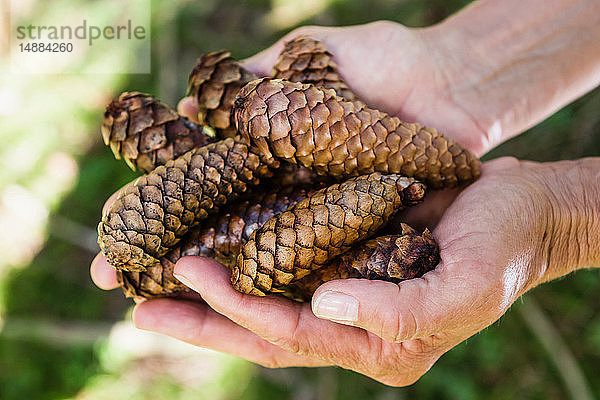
93,20,480,298
180,21,496,156
93,157,593,386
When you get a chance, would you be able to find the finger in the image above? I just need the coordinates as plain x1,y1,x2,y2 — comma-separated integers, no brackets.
133,298,329,368
173,257,375,367
90,253,119,290
177,96,199,123
310,258,495,344
102,188,125,216
173,257,453,385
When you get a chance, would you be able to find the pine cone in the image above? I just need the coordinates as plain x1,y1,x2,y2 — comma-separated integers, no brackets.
117,259,184,299
234,78,481,189
285,225,438,301
98,138,276,271
187,51,257,138
336,224,438,281
232,173,426,295
186,37,353,140
118,186,308,298
101,92,211,173
273,35,357,101
118,182,438,300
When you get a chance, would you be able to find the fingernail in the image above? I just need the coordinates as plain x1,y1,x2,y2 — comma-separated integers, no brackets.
312,291,359,325
132,305,160,332
173,272,197,292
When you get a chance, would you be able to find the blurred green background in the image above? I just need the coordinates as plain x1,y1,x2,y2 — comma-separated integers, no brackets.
0,0,599,399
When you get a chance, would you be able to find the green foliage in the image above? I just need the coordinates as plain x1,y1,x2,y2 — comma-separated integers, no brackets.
0,338,98,400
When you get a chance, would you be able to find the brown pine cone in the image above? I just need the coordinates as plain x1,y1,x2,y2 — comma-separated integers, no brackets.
97,138,276,272
336,224,438,281
185,36,353,141
119,221,438,300
118,183,438,300
187,51,257,138
232,173,426,296
273,35,357,101
118,186,309,298
101,92,211,173
234,78,481,189
117,259,183,299
284,224,438,301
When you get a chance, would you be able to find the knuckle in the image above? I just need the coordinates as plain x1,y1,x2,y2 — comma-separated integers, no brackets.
366,20,403,35
388,304,419,343
264,311,303,355
269,335,301,355
368,20,395,29
285,26,319,40
497,155,520,167
372,341,438,387
381,372,424,387
259,355,287,369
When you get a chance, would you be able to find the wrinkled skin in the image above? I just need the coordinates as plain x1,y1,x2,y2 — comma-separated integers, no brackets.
92,19,600,386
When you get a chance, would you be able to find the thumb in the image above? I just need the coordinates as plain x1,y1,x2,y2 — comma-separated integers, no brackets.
310,263,486,342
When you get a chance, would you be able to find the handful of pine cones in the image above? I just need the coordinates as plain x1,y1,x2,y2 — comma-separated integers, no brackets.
98,37,480,301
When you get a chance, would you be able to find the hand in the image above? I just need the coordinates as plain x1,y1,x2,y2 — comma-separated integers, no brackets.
92,157,600,385
180,0,600,158
180,22,493,156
